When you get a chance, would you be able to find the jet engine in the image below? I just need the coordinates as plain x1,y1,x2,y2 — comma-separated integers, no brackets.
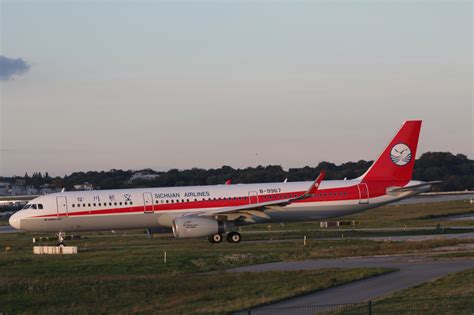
172,217,226,238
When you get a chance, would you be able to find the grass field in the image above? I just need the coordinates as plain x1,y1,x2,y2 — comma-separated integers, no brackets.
346,200,474,228
382,268,474,299
0,267,392,314
240,200,474,232
1,233,473,314
1,200,474,313
367,268,474,314
0,232,396,314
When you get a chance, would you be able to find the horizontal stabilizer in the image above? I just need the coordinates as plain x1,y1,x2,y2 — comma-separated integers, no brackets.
387,181,442,194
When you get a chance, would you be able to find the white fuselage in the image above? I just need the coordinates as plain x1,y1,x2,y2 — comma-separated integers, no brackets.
9,179,427,233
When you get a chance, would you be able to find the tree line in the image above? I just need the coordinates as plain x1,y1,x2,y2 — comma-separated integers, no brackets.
2,152,473,192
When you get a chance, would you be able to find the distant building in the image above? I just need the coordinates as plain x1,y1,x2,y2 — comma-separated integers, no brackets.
10,185,27,196
39,184,59,195
0,182,60,197
14,179,26,186
0,182,10,196
26,186,39,195
128,172,160,183
73,182,94,191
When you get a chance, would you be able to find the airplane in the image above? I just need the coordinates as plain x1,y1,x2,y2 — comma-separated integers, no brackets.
9,120,440,245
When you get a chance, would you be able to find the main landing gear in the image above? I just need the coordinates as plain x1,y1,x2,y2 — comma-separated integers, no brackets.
208,231,242,244
226,232,242,243
208,233,223,243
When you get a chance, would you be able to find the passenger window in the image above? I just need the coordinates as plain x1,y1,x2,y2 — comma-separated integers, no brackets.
72,204,75,208
88,203,91,207
93,203,96,207
109,202,112,206
83,204,86,207
114,202,117,206
166,200,169,203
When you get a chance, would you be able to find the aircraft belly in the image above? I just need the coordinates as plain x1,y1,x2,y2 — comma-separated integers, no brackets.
21,213,164,232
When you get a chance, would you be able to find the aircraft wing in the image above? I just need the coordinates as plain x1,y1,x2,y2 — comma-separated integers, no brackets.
192,171,325,218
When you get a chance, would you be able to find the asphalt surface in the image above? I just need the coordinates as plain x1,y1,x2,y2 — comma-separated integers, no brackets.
230,255,474,314
354,232,474,241
393,193,474,205
242,231,474,245
0,226,16,234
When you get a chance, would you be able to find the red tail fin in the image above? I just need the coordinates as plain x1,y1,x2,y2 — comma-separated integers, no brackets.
361,120,422,182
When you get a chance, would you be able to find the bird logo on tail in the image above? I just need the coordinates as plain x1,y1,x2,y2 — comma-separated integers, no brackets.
390,143,412,166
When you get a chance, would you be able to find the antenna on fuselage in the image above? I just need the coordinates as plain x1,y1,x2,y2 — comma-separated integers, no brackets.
61,188,66,192
283,178,288,183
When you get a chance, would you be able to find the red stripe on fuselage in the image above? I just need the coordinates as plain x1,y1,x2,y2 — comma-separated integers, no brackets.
30,183,400,219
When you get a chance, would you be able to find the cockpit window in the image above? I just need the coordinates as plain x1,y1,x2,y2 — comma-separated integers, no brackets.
22,203,43,210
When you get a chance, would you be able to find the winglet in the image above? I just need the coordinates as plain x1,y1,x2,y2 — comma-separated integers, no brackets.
305,171,325,196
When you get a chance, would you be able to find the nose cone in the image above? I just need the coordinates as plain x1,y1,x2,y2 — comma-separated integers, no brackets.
9,212,21,230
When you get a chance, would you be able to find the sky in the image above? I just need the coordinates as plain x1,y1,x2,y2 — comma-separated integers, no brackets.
0,1,472,177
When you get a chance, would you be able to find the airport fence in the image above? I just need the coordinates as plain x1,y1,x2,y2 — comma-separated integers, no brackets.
241,295,474,315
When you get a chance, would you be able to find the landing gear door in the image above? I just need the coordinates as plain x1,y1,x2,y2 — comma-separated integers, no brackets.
143,192,154,213
248,191,258,204
56,196,68,217
357,183,369,204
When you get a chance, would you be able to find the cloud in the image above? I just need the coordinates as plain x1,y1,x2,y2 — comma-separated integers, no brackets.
0,55,30,80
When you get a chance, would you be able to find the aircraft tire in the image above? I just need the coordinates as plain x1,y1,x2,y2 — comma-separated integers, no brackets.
226,232,241,243
208,233,223,243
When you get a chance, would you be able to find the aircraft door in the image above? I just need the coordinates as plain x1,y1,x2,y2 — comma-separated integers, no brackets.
143,192,154,213
248,191,258,204
357,183,369,204
56,196,68,217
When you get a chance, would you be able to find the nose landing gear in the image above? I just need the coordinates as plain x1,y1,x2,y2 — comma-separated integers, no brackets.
57,232,66,247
